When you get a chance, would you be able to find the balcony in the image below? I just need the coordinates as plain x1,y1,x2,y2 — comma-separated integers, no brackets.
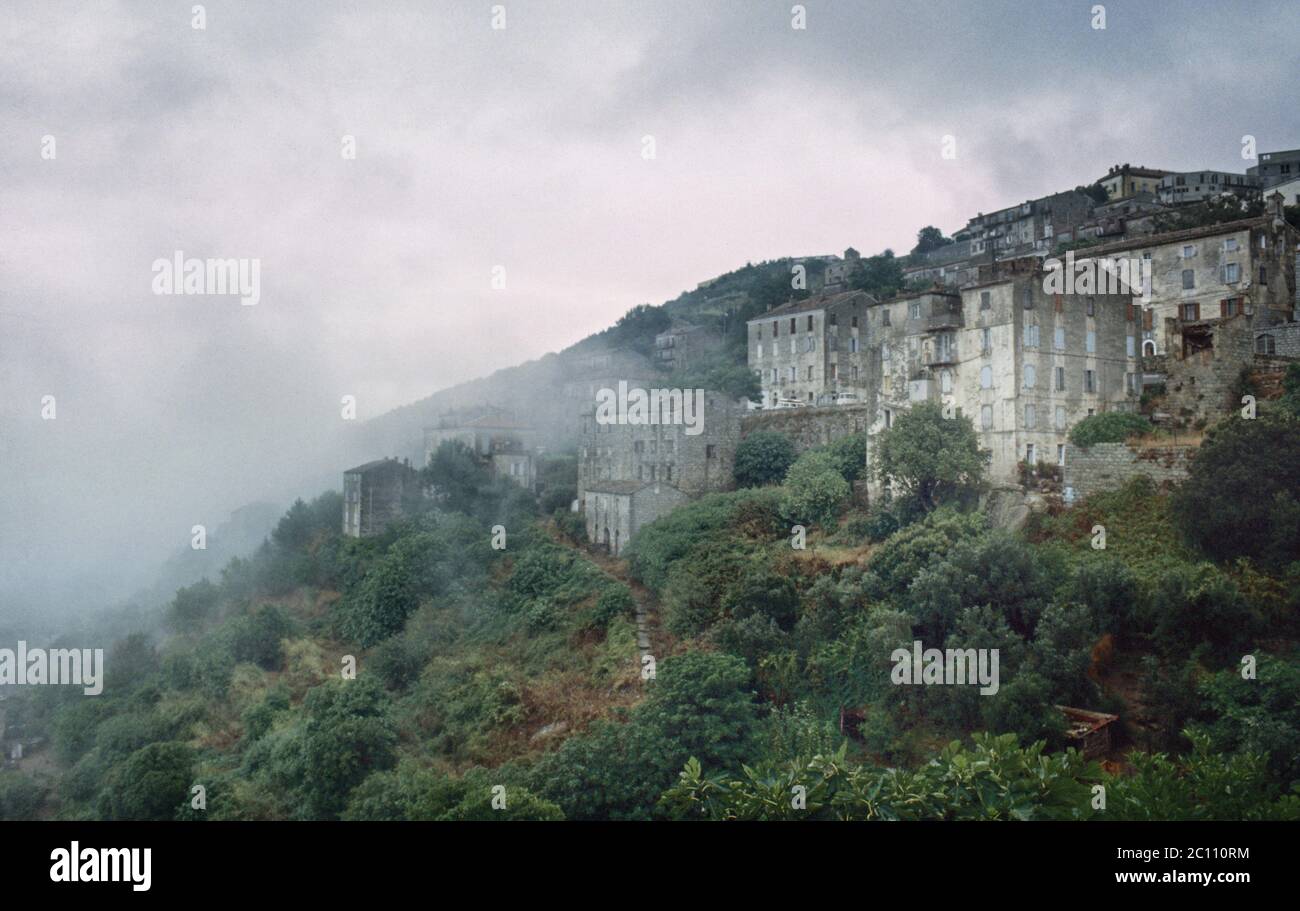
923,351,959,367
926,312,964,331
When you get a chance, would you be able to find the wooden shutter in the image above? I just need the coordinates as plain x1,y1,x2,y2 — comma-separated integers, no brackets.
1143,308,1153,330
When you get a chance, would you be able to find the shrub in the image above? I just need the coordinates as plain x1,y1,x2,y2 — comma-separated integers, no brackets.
1068,411,1153,448
781,450,851,526
733,431,796,488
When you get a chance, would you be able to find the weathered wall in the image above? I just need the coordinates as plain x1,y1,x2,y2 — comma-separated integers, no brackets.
1256,322,1300,358
1063,442,1193,500
740,403,872,455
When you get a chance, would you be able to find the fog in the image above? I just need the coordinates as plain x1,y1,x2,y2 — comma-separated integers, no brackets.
1,0,1296,630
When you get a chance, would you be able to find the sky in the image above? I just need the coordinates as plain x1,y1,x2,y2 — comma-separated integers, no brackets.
1,0,1297,623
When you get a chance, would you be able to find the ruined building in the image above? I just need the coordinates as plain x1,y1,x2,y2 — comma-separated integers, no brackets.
342,458,420,538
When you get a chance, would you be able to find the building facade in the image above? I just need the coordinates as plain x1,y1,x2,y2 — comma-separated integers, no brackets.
1098,164,1170,200
583,480,690,556
746,289,876,407
342,458,420,538
1156,170,1260,205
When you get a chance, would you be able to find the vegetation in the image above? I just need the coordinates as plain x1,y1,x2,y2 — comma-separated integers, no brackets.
1068,412,1154,448
873,402,987,510
733,431,797,488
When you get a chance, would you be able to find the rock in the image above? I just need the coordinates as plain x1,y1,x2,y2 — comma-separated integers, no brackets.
530,721,569,742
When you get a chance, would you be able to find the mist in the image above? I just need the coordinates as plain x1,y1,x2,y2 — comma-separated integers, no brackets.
1,0,1296,630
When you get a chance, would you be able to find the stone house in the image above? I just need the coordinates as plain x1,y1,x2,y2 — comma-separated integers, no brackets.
1073,193,1298,356
746,288,876,408
577,390,743,500
423,412,539,490
863,264,1139,485
583,480,690,556
653,322,722,372
1156,170,1260,205
1097,163,1170,200
342,458,420,538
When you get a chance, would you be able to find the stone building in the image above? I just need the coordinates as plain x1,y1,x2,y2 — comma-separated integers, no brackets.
653,322,722,372
423,412,539,490
863,265,1139,484
577,390,744,500
746,288,876,407
1097,163,1170,200
1247,148,1300,188
1156,170,1260,205
342,458,420,538
956,189,1097,258
1073,193,1298,356
583,480,690,556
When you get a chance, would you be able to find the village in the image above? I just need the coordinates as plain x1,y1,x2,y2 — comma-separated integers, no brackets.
341,154,1300,560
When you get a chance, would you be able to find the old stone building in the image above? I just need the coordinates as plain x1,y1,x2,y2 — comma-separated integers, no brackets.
583,480,690,556
956,189,1097,258
1074,193,1298,356
342,458,420,538
1156,170,1260,205
653,322,722,372
861,265,1139,484
746,288,876,407
1097,163,1171,200
577,390,743,500
423,412,539,490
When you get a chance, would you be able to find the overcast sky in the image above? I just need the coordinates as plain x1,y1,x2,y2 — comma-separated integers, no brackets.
1,0,1297,622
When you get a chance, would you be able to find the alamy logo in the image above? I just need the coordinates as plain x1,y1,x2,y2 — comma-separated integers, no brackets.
0,642,103,695
1042,252,1150,303
50,842,150,891
891,640,1000,695
151,250,261,305
594,381,706,436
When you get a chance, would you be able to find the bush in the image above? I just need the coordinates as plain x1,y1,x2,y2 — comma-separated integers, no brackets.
873,402,986,510
1068,411,1153,448
781,450,851,526
1171,412,1300,568
733,431,796,488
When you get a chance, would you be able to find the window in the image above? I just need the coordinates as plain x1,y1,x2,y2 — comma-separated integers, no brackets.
981,404,993,429
884,409,892,429
790,318,796,333
1055,366,1065,391
1057,444,1066,466
1025,443,1036,464
909,301,921,319
1024,325,1039,348
829,364,837,379
788,366,796,382
1181,302,1199,321
1221,298,1241,318
1053,327,1065,351
941,370,953,394
1257,334,1276,355
851,366,858,381
706,445,717,459
770,368,777,383
1224,237,1238,252
1086,297,1095,317
772,321,778,337
881,309,891,326
1023,364,1036,388
981,327,992,353
1084,369,1096,393
806,366,813,380
790,338,796,355
1086,330,1096,354
807,315,814,331
851,315,859,329
1023,288,1034,309
829,312,837,327
1024,404,1036,429
757,343,763,357
1055,406,1066,430
757,325,763,341
1181,269,1195,290
1126,335,1135,357
1221,262,1240,283
980,291,991,310
850,337,859,353
1259,266,1268,285
1182,244,1196,258
980,365,992,389
1126,372,1137,394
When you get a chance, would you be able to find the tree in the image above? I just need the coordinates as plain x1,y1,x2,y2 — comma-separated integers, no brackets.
99,742,195,820
1068,411,1152,447
849,250,905,297
781,450,851,526
1171,412,1300,568
733,431,796,488
873,402,987,510
422,440,491,514
911,226,953,257
342,549,420,647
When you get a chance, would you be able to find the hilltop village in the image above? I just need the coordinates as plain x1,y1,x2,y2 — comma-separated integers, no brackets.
345,155,1300,557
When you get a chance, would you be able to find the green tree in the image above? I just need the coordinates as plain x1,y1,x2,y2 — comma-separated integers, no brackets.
733,431,796,488
342,548,420,647
873,402,986,510
99,742,195,820
911,226,953,257
1170,412,1300,568
781,450,851,526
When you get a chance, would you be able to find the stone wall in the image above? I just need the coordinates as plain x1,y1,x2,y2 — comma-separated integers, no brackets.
740,403,872,455
1063,442,1193,501
1256,322,1300,358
